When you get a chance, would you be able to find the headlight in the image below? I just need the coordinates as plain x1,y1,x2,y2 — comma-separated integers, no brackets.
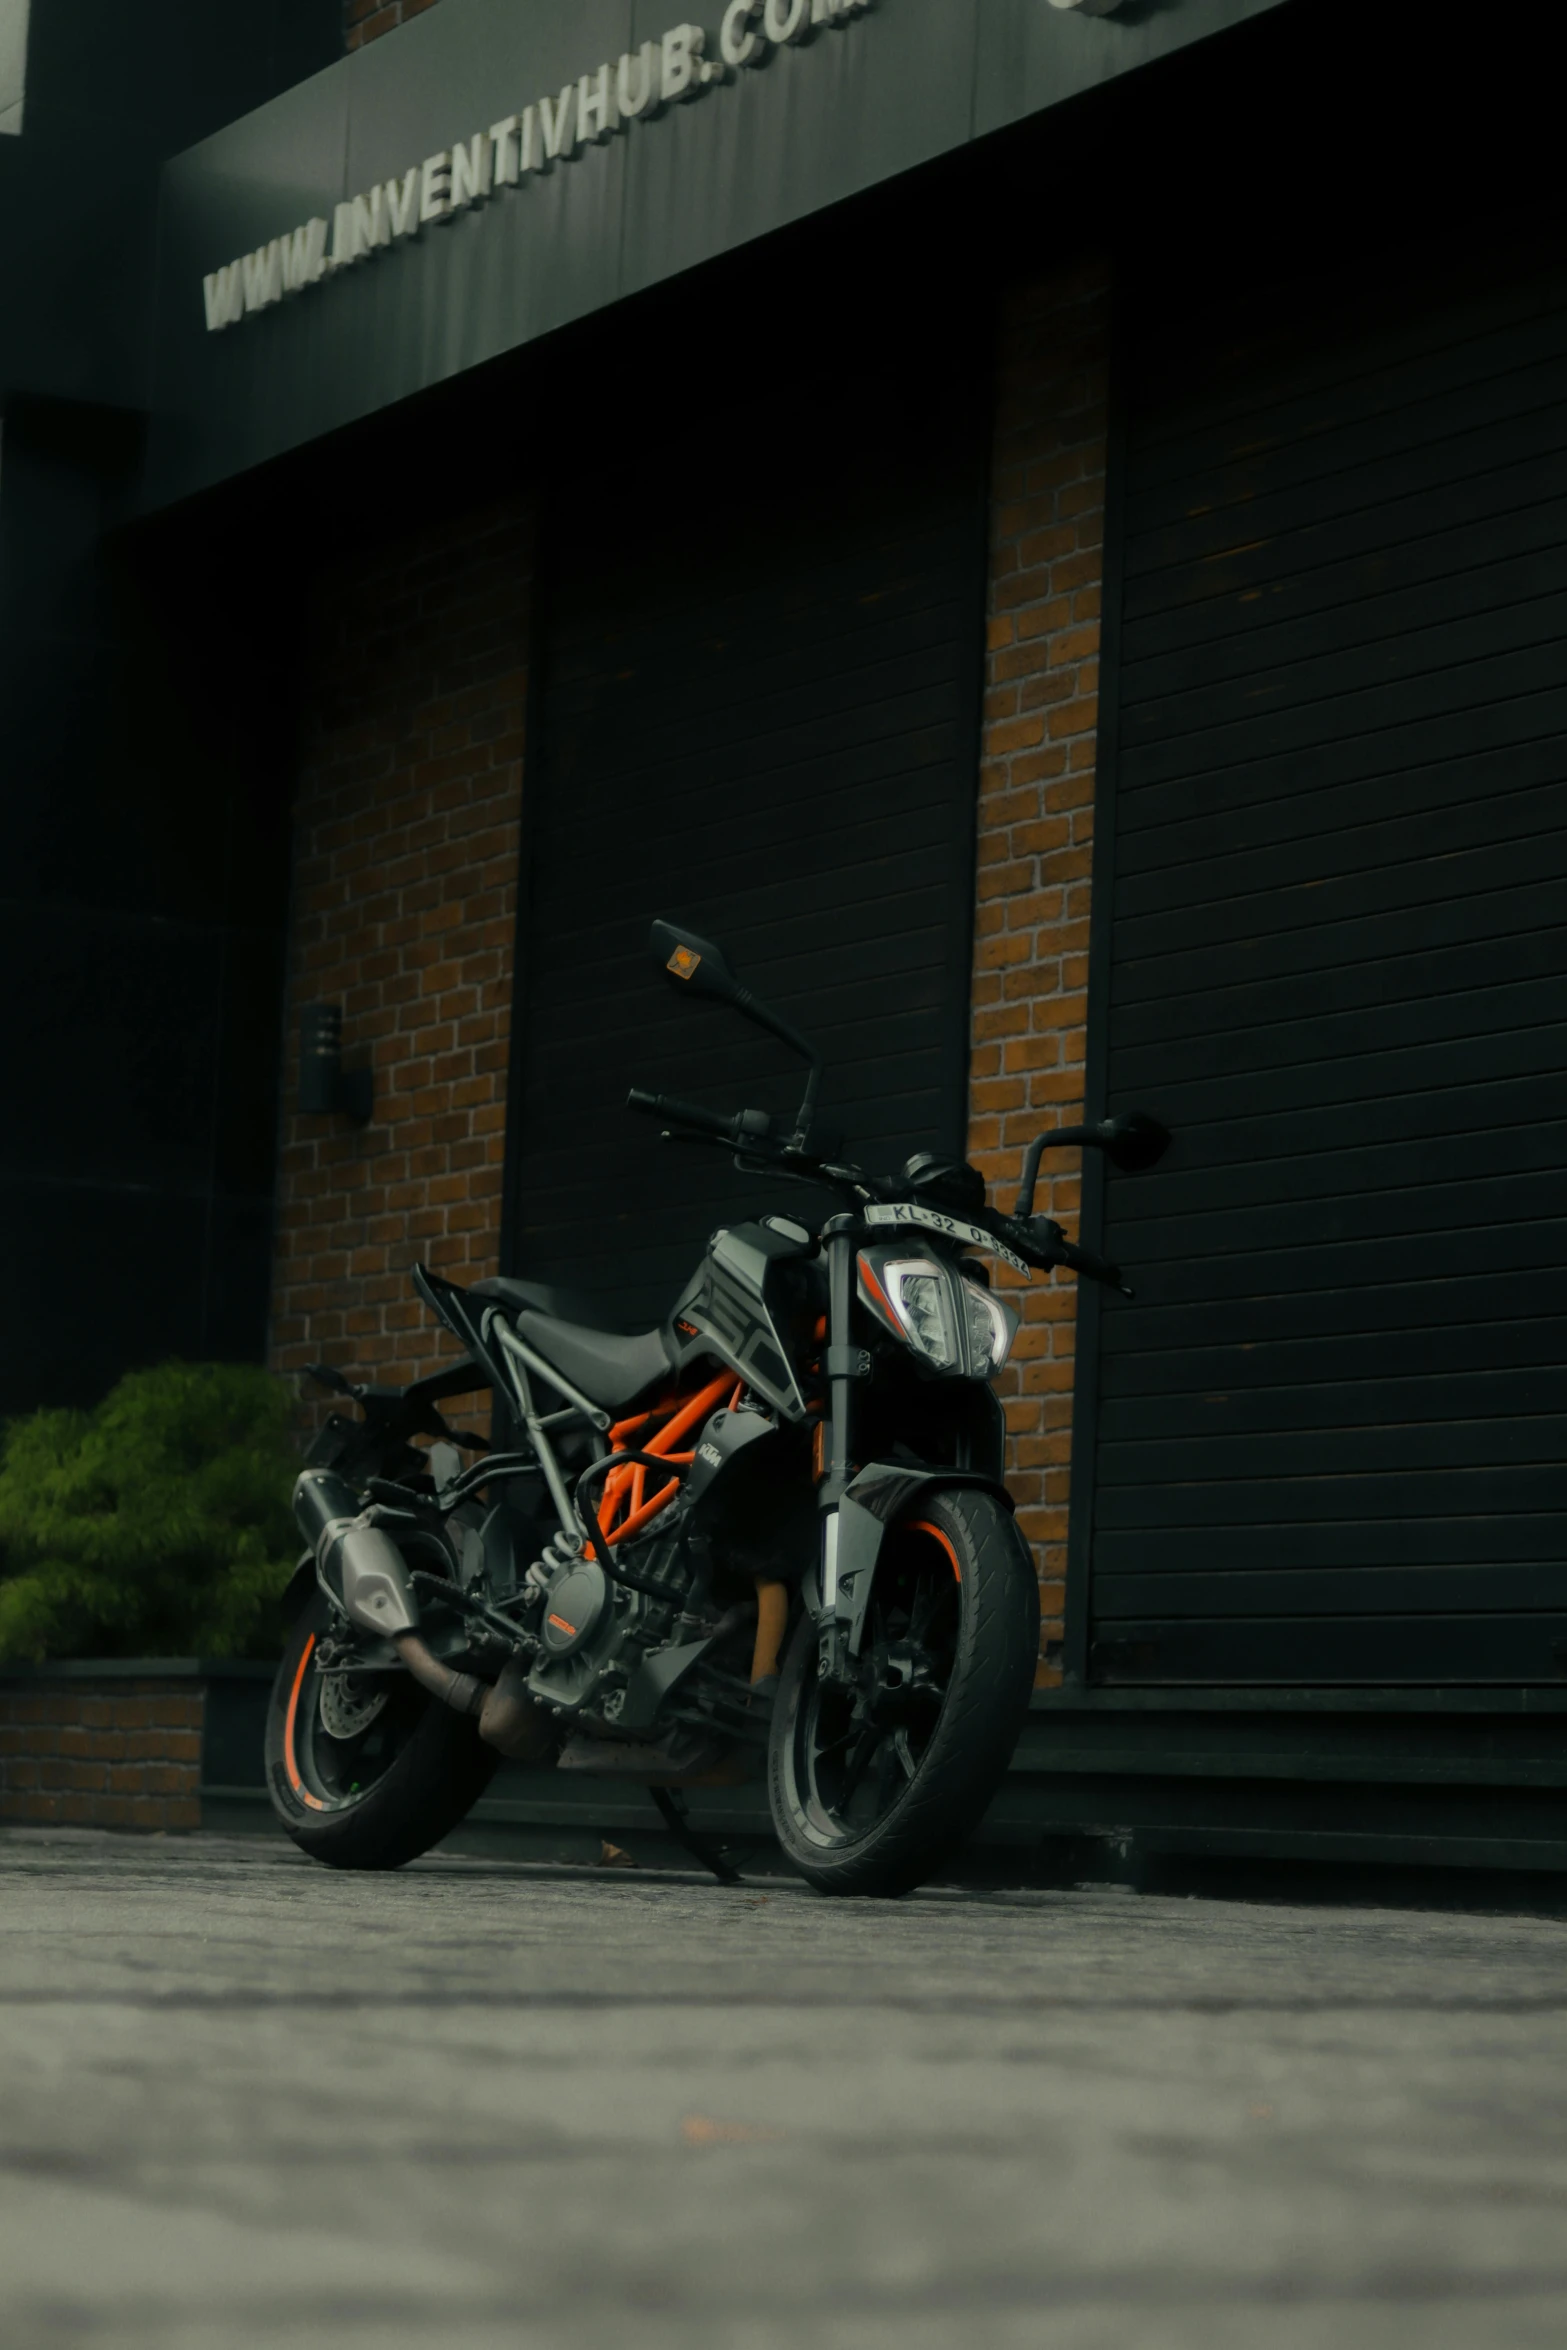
961,1277,1018,1378
857,1256,963,1370
891,1269,958,1368
857,1253,1018,1378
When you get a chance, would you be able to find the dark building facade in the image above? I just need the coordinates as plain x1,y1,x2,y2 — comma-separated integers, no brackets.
5,0,1566,1877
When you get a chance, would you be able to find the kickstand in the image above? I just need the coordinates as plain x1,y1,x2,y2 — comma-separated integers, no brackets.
648,1786,743,1885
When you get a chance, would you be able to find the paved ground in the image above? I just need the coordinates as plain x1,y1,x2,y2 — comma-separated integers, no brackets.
3,1832,1567,2350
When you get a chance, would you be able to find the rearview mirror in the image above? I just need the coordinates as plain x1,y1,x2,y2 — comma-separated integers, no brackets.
648,916,823,1151
1097,1112,1172,1174
650,919,743,1008
1014,1108,1173,1215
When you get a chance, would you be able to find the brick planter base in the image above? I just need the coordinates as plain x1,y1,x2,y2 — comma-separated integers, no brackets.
0,1664,213,1830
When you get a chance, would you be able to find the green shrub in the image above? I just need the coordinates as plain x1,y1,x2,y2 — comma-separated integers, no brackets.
0,1363,300,1663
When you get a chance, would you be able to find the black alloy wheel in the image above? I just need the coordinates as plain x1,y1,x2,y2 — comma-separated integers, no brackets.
767,1487,1039,1896
264,1591,496,1869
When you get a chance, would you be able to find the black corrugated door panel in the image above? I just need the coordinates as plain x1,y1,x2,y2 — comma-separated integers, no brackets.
504,390,988,1327
1089,250,1567,1685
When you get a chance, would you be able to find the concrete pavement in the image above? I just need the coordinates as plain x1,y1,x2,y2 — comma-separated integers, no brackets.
3,1826,1567,2349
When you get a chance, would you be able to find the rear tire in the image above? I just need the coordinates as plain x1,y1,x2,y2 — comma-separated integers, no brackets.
767,1488,1039,1897
265,1593,498,1870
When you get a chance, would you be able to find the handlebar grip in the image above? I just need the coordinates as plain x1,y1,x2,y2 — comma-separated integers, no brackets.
1006,1214,1130,1294
1056,1236,1130,1293
625,1087,739,1140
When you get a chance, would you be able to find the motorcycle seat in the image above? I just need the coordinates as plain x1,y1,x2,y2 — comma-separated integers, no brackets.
469,1280,675,1412
514,1314,675,1413
470,1276,617,1327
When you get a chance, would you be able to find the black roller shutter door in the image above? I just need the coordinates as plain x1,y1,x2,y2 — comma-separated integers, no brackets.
504,371,988,1327
1087,249,1567,1684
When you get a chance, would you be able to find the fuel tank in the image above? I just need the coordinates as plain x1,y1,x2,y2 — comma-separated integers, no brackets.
663,1217,820,1421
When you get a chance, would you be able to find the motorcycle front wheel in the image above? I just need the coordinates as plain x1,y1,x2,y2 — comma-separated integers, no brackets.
767,1488,1039,1897
264,1592,497,1869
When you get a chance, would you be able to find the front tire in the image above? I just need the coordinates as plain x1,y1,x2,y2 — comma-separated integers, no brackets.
768,1488,1039,1897
265,1593,497,1869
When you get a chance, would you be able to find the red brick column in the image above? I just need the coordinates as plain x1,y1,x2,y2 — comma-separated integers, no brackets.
268,498,532,1398
0,1680,203,1830
968,260,1111,1686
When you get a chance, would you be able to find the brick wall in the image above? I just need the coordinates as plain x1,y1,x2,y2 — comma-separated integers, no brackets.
968,261,1111,1686
345,0,440,50
0,1680,203,1830
268,498,531,1399
261,233,1106,1660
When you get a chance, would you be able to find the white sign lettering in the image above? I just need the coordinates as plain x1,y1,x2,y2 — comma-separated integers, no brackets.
201,1,876,332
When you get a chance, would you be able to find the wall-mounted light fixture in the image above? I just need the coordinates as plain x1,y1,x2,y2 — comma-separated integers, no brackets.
1048,0,1123,13
299,1003,373,1125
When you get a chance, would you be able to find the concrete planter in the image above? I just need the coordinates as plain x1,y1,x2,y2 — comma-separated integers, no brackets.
0,1661,273,1832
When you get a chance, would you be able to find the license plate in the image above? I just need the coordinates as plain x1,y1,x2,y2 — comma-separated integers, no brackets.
864,1202,1031,1280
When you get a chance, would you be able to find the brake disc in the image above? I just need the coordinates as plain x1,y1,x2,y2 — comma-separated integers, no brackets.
318,1671,391,1741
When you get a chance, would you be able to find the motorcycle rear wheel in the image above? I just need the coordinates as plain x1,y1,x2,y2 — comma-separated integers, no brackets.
264,1592,497,1869
767,1488,1039,1897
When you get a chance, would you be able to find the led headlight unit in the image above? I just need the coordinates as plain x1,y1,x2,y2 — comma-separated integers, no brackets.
857,1252,1019,1378
959,1272,1019,1379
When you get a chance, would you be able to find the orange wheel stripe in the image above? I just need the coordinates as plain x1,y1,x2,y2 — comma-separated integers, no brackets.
283,1634,327,1811
907,1517,962,1583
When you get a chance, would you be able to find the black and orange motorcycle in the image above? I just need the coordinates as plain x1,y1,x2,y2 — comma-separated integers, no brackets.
266,921,1168,1895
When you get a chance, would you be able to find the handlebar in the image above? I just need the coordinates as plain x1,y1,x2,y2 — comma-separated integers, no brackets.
625,1088,773,1145
626,1089,1133,1292
1055,1235,1129,1293
1000,1213,1131,1295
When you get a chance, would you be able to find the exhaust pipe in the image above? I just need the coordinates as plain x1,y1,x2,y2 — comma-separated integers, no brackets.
297,1469,428,1643
394,1632,487,1718
294,1468,410,1620
294,1468,489,1719
476,1653,554,1761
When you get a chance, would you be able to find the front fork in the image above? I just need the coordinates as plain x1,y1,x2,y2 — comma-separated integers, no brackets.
816,1215,864,1685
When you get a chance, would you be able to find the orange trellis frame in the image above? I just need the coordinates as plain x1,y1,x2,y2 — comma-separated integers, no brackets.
585,1369,742,1558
